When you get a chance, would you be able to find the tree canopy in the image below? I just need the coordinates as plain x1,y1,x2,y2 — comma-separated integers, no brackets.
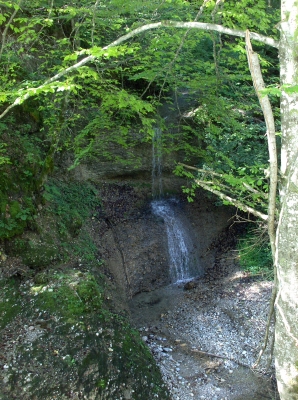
0,0,280,238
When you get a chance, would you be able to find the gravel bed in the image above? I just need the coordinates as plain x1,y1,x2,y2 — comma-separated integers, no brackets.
130,256,279,400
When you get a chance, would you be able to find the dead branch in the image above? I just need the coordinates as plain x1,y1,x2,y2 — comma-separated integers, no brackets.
195,179,268,221
192,349,251,369
245,30,278,367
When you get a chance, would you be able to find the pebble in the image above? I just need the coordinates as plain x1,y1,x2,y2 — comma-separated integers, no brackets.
132,269,275,400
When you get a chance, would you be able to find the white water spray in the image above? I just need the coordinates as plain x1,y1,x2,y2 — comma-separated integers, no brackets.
152,199,200,283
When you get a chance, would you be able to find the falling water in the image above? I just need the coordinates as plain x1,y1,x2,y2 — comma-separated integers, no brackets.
152,199,201,283
152,127,163,198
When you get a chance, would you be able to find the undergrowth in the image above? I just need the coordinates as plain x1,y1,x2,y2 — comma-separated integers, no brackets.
43,179,102,263
43,179,101,228
237,226,273,280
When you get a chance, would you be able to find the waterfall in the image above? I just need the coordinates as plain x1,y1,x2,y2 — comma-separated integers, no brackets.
152,199,201,283
152,127,163,198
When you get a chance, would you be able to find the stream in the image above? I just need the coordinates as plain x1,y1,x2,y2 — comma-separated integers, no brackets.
151,199,202,284
129,264,278,400
128,200,278,400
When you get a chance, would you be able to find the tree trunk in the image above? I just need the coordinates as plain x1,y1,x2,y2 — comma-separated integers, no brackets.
275,2,298,398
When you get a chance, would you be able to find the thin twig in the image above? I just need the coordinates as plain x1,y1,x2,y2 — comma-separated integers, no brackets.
195,179,268,220
157,0,210,100
91,0,100,46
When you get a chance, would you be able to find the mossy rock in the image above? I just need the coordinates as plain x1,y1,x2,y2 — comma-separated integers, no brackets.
34,272,50,285
5,237,62,268
0,271,170,400
0,279,22,330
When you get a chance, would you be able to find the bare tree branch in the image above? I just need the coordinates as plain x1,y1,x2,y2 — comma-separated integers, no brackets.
245,30,277,256
194,179,269,221
245,30,278,368
179,162,268,200
108,21,278,49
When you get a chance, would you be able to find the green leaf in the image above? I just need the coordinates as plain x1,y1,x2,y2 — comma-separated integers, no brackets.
260,86,281,97
282,84,298,94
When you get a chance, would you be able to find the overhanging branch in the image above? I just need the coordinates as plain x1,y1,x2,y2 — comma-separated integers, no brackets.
0,21,278,119
195,179,269,221
179,162,269,201
108,21,279,49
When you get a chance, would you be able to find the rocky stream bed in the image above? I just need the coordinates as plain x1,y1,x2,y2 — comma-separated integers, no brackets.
129,251,279,400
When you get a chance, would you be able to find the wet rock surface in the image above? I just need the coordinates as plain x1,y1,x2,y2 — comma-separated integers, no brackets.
96,183,235,296
129,252,279,400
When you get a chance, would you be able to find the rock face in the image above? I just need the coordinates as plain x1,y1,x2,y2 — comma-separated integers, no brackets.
92,182,235,296
104,218,171,294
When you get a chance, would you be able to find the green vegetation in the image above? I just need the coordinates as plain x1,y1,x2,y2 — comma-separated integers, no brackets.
237,227,273,279
43,179,101,262
2,179,102,268
33,271,104,321
44,179,100,225
0,0,280,242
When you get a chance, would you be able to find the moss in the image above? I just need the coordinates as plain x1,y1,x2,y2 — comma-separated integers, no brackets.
290,375,298,395
22,242,61,268
33,271,104,320
66,212,83,237
0,271,170,399
40,179,102,261
0,279,21,329
109,321,170,399
5,237,62,268
76,318,170,399
34,272,50,285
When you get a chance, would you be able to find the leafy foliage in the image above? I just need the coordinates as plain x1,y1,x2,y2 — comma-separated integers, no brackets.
0,0,281,239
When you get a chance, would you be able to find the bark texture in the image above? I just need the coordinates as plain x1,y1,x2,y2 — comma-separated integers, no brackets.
275,2,298,398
